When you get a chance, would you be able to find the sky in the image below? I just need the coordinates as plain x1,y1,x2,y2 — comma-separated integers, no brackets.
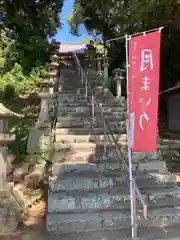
54,0,92,42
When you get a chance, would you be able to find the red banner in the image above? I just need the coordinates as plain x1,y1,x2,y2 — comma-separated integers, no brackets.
128,31,161,152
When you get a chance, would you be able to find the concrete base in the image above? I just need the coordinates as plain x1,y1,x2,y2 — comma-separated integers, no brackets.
45,226,180,240
0,189,21,235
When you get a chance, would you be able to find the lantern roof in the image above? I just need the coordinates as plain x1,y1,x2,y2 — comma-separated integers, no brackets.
0,103,20,118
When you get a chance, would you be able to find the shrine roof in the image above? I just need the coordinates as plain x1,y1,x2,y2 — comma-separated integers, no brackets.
53,42,87,53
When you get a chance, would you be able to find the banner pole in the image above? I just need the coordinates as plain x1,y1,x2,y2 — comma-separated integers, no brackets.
125,34,137,239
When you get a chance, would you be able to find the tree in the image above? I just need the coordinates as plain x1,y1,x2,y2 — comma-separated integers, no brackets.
68,0,180,91
0,0,64,72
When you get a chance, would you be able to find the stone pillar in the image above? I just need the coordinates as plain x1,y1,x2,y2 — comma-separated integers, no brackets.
0,147,7,189
0,105,20,188
46,70,58,94
86,44,97,70
0,119,4,133
50,53,61,89
103,57,109,83
48,78,54,95
0,104,22,236
96,57,103,77
38,92,51,122
38,52,60,123
113,68,125,98
0,146,21,235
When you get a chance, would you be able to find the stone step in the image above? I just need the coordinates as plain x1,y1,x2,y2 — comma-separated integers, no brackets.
51,149,163,164
57,101,125,108
46,207,180,234
56,115,126,128
57,106,125,115
46,226,180,240
55,133,127,144
54,142,127,154
37,115,126,129
56,120,126,129
49,171,176,193
57,91,86,101
51,160,167,176
48,185,180,213
57,95,85,102
58,110,126,117
58,90,80,95
57,89,123,97
58,98,125,107
54,127,126,136
61,85,84,92
37,118,127,130
57,115,126,122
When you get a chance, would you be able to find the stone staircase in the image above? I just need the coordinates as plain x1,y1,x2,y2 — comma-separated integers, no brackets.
46,47,180,239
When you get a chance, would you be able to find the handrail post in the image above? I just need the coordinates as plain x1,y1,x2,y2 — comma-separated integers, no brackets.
103,118,107,156
103,57,109,83
92,95,95,118
96,56,103,77
133,183,137,238
128,147,137,239
81,68,84,84
85,78,88,100
143,204,148,219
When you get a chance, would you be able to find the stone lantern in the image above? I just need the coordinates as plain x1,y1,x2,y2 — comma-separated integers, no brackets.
96,53,103,77
38,78,54,93
0,103,20,146
48,62,59,91
0,103,20,187
0,103,22,235
50,53,60,62
112,68,125,98
42,67,57,94
38,91,53,123
51,40,60,51
38,56,59,123
85,44,96,69
28,80,54,153
27,48,60,154
38,75,55,123
103,56,109,83
48,61,59,69
48,56,60,91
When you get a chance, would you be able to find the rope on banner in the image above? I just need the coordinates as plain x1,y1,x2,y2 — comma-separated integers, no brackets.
106,26,164,42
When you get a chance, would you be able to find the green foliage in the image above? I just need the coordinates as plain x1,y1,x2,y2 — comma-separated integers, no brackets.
80,38,105,54
0,0,64,94
67,2,84,36
0,1,64,163
3,85,16,101
0,62,42,94
68,0,180,92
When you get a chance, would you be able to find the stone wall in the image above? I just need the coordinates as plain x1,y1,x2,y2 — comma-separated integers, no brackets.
131,139,180,173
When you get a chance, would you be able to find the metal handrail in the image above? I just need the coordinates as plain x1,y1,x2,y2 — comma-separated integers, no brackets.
105,120,147,217
73,52,148,219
